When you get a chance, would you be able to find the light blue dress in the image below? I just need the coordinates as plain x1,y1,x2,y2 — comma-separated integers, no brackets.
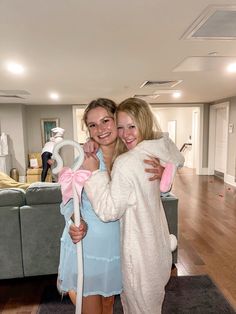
58,150,122,297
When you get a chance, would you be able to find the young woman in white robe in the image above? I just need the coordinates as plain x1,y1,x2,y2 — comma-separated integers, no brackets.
82,98,184,314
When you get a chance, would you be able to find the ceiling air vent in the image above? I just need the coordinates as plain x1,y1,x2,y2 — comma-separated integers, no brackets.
173,56,236,72
0,95,25,99
140,80,182,88
0,90,30,99
134,94,160,99
182,5,236,40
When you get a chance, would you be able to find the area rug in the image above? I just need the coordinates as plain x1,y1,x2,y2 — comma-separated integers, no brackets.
37,275,235,313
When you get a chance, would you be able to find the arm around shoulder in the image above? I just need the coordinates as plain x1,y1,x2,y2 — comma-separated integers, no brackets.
84,164,132,221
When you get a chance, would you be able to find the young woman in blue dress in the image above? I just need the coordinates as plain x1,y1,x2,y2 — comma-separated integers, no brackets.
60,98,164,314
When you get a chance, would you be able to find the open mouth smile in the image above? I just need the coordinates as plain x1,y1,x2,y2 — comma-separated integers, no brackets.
124,138,136,147
98,132,111,139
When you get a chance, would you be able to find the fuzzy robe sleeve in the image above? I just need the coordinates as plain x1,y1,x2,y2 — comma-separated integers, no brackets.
84,159,135,222
137,134,185,167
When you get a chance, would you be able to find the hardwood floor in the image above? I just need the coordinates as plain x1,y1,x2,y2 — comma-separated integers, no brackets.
0,275,56,314
0,167,235,313
172,167,236,310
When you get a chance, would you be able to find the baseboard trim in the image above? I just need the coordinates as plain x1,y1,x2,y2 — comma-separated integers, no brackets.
196,167,209,175
224,174,236,187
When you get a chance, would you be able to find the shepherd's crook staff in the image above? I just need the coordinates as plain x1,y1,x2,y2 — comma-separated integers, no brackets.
53,139,91,314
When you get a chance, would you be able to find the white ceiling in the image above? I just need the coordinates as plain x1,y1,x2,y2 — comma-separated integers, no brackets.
1,0,236,106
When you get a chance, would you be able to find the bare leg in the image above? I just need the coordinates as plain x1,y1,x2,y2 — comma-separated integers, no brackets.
102,296,114,314
68,290,76,305
82,295,103,314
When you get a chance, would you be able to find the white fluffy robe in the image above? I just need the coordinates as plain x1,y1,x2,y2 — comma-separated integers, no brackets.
84,137,184,314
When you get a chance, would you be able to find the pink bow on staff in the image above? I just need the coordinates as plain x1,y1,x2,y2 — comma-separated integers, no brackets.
58,167,92,205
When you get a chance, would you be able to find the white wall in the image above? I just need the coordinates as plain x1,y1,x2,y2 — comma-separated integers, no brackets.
152,107,195,150
0,104,75,177
0,104,28,175
26,105,74,167
3,101,233,181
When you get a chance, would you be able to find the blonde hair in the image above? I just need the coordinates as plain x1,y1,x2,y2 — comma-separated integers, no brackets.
83,98,117,127
114,98,162,159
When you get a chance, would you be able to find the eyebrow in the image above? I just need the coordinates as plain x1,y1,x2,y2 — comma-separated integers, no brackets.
87,115,114,124
117,122,135,126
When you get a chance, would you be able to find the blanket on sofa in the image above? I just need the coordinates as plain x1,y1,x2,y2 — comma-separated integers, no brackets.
0,171,30,190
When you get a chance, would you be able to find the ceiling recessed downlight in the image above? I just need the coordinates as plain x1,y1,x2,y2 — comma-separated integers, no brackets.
49,92,59,100
6,62,24,75
173,91,181,98
226,63,236,73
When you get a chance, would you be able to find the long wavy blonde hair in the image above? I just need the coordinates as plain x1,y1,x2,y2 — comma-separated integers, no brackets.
113,97,162,161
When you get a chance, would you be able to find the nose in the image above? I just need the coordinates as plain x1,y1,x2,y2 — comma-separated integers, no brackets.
97,123,106,132
123,128,131,138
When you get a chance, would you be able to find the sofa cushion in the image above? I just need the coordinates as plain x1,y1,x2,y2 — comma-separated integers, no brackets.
0,188,26,207
0,205,24,279
20,203,64,276
25,182,62,205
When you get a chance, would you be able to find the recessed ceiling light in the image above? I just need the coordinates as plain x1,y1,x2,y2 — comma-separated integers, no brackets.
226,63,236,73
49,92,59,100
172,91,181,98
6,62,24,75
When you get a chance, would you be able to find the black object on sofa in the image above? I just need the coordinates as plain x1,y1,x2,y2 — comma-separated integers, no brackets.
0,185,178,280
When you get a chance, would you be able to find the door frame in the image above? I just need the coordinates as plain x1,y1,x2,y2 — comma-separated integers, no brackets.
192,109,199,170
208,102,229,176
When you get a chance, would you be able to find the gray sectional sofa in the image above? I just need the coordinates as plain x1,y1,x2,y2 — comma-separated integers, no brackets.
0,184,64,279
0,184,178,280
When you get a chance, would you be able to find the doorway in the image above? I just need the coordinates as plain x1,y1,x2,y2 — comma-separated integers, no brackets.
152,106,202,173
208,102,229,179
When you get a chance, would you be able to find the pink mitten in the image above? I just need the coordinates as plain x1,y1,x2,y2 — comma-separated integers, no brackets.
160,163,177,193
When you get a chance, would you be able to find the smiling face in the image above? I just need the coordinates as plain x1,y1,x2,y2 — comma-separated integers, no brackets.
117,111,141,150
86,106,118,146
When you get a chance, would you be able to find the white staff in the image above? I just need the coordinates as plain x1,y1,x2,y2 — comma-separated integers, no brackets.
53,139,85,314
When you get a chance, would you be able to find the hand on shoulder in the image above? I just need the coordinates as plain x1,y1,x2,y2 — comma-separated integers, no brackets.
144,157,164,181
83,139,99,155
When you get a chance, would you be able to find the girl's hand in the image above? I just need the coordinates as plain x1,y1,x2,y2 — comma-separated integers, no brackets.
144,157,164,181
69,221,87,243
83,139,99,155
47,159,54,166
82,153,99,172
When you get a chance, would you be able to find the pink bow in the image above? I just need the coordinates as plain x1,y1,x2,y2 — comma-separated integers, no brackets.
58,167,92,205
